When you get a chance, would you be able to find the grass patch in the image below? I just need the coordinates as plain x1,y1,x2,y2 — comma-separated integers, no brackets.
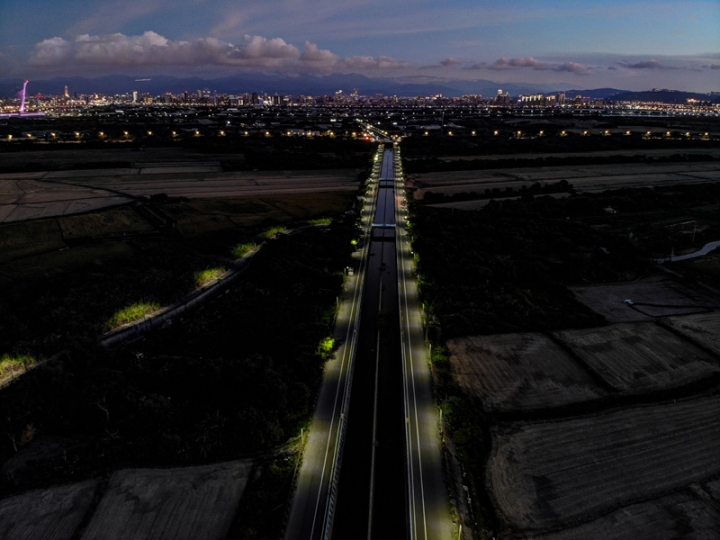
106,302,162,330
231,243,255,259
307,217,332,226
0,354,36,378
261,226,287,240
194,267,226,287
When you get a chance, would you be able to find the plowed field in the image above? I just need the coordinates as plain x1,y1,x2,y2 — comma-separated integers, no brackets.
553,323,720,392
488,396,720,530
663,312,720,357
447,333,604,411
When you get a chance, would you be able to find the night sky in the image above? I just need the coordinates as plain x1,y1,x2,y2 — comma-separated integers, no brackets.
1,0,718,91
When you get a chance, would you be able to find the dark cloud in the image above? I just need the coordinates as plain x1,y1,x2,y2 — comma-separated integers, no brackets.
552,62,591,75
468,56,590,75
440,57,462,66
462,62,486,70
488,56,547,70
338,55,409,70
616,59,671,69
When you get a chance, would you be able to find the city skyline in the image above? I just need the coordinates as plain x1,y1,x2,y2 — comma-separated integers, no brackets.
0,0,719,92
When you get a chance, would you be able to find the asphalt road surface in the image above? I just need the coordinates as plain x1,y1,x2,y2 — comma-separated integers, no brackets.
286,146,452,540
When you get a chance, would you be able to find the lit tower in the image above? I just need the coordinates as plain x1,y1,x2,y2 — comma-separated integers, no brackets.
20,80,29,113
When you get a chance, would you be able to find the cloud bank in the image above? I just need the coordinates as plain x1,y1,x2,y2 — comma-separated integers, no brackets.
29,31,408,73
470,56,591,75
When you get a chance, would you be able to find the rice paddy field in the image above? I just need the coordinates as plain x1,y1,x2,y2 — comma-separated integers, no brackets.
446,333,605,412
553,323,720,393
526,491,720,540
412,161,720,200
662,311,720,357
568,274,720,323
488,396,720,532
447,311,720,538
58,206,154,239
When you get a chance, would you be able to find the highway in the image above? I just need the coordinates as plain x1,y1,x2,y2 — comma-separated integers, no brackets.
285,145,452,540
332,147,406,539
284,147,384,540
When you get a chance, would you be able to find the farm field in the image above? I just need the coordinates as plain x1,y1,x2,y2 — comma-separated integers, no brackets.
427,193,570,211
0,479,100,540
662,311,720,357
0,161,360,223
82,461,251,540
412,161,720,199
553,323,720,392
0,460,253,540
446,333,604,412
0,178,132,223
527,491,720,540
670,252,720,292
488,396,720,532
167,192,354,236
0,191,353,267
0,242,134,285
0,219,64,262
414,147,720,163
0,147,242,170
59,206,153,239
569,274,720,323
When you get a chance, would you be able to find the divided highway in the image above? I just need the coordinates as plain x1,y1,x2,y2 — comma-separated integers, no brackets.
285,144,452,540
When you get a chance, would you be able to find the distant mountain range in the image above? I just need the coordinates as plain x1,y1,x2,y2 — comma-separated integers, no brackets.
605,90,719,103
0,74,715,103
0,73,565,99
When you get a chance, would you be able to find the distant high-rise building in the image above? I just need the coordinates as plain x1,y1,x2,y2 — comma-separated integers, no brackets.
132,91,138,103
64,85,69,98
251,92,259,104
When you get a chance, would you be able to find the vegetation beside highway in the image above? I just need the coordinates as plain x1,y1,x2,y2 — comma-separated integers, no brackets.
0,214,356,511
0,192,354,359
409,181,720,538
